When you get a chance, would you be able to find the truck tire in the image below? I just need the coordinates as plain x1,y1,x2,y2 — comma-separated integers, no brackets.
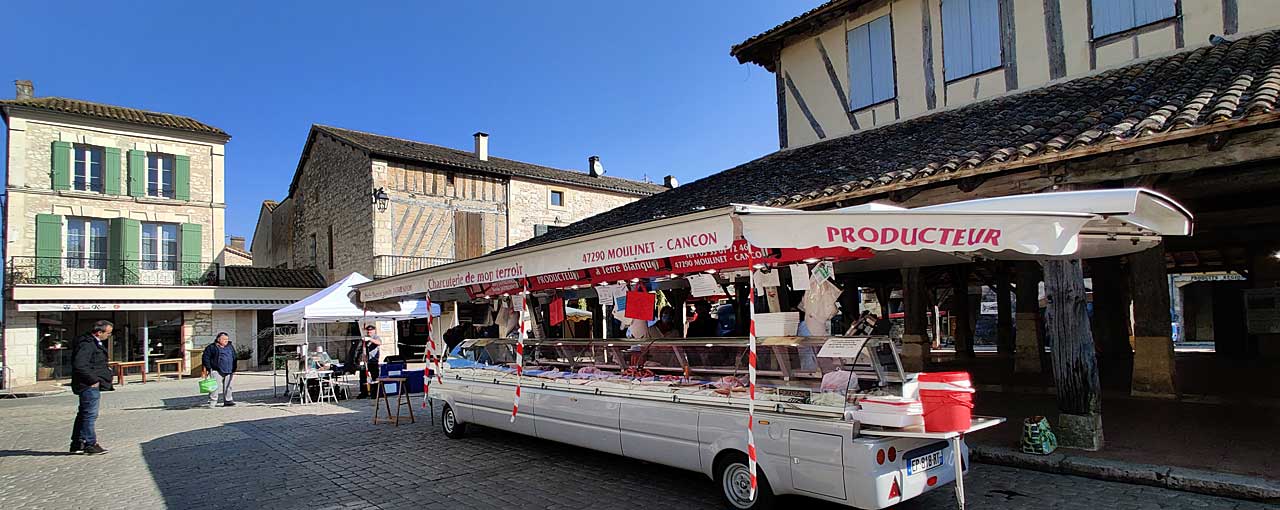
715,452,776,510
441,404,467,439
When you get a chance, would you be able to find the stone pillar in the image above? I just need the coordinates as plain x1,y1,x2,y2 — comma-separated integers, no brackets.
996,262,1015,356
1014,261,1043,373
901,268,931,372
951,265,974,358
3,310,39,387
1044,259,1104,450
1128,246,1178,398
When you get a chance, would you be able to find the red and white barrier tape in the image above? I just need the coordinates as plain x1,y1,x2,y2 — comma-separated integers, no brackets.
424,297,444,409
511,291,527,423
746,249,759,501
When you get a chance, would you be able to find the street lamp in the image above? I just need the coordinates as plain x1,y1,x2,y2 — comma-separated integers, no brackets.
371,187,389,212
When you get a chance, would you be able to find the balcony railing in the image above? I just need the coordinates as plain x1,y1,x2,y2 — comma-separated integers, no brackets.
373,255,454,279
6,256,220,287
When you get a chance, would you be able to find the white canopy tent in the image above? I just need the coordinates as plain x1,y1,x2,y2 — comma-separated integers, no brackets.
271,272,437,398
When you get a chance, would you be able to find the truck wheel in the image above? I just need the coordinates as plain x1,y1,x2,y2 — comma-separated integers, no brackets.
442,404,467,439
715,453,776,510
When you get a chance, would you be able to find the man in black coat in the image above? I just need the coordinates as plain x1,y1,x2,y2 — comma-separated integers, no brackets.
71,320,115,455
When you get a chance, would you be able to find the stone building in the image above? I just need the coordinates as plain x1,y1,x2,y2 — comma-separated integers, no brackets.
1,81,326,388
253,125,669,282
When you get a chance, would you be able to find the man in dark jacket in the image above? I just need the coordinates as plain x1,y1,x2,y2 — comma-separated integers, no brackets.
71,320,115,455
201,332,237,408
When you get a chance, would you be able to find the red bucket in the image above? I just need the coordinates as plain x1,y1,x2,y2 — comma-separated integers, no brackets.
918,371,975,433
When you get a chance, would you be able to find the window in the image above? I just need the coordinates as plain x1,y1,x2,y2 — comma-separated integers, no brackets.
66,218,108,269
942,0,1002,80
550,190,565,207
847,15,896,110
147,153,175,198
1091,0,1176,38
141,223,178,270
327,225,335,270
73,145,104,193
446,172,456,186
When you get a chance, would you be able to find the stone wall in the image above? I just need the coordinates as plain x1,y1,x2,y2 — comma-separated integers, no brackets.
221,248,252,266
267,198,295,268
290,133,376,282
376,160,508,260
507,178,641,245
2,308,39,387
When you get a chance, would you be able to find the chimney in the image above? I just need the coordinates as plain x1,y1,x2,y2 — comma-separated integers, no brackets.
14,80,33,100
473,132,489,161
229,236,246,251
588,155,605,177
663,175,679,188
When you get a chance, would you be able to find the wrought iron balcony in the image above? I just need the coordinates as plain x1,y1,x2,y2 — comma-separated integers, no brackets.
5,256,220,287
373,255,454,279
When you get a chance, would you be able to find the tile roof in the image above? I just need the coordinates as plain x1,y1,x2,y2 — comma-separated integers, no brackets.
510,31,1280,251
731,0,864,69
223,245,253,260
313,125,669,196
0,96,229,138
223,266,327,288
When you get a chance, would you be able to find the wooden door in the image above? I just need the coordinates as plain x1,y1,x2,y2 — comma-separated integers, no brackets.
454,212,484,260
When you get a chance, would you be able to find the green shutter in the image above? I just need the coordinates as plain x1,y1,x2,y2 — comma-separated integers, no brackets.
108,218,141,285
103,147,122,195
127,150,146,197
35,214,63,283
174,155,190,201
51,141,71,191
180,223,203,283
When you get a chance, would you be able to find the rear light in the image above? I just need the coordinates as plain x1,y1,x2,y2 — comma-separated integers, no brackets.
889,477,901,499
876,449,886,465
927,476,938,486
887,447,897,462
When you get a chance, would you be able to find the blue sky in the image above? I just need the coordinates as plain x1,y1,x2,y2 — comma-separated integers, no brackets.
2,0,822,244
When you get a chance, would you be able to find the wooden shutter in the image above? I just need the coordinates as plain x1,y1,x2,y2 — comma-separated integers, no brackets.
846,23,874,109
180,223,203,283
454,212,484,260
103,147,122,195
1134,0,1174,26
35,214,63,282
968,0,1002,74
1091,0,1136,38
174,155,191,201
943,0,974,80
127,150,146,197
108,218,141,285
51,141,72,191
867,16,895,103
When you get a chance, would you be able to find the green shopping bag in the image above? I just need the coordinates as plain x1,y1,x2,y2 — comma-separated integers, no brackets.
198,377,218,394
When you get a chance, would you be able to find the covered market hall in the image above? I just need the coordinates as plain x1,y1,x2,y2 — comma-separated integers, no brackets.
360,31,1280,450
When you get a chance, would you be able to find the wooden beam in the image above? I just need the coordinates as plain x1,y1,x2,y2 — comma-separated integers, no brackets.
995,261,1015,357
1128,246,1178,398
901,268,931,372
1044,258,1104,450
951,265,975,358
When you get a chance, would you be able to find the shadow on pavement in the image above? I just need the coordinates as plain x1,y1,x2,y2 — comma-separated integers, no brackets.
0,450,77,458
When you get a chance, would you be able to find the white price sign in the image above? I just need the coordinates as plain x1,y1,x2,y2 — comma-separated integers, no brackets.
817,337,869,358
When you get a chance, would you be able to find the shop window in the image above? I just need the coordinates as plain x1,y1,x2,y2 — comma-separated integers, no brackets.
1091,0,1176,38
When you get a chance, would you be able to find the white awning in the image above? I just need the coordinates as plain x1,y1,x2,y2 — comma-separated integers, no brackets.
275,273,435,324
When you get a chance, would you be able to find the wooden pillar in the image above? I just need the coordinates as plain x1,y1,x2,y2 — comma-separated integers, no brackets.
901,268,931,372
996,262,1015,356
1014,261,1043,373
1128,246,1178,398
1044,259,1104,450
951,265,974,358
1090,256,1133,379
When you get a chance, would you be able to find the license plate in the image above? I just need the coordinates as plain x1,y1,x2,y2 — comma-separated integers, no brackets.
907,450,943,475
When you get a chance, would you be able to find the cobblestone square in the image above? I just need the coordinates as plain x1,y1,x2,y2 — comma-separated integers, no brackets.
0,374,1269,510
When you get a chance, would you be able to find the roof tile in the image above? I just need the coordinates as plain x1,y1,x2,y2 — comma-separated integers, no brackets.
0,97,227,137
223,267,327,288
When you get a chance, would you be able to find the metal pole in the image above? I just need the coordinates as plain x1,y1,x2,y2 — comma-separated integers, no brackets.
952,435,966,509
142,312,150,376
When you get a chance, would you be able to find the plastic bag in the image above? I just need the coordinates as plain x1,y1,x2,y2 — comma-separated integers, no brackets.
198,377,218,394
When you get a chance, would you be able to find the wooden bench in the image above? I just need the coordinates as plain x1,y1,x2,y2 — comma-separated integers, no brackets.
154,358,185,380
109,361,147,384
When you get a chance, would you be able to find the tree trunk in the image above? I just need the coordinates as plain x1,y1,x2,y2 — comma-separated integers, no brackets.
1043,259,1104,450
1128,245,1178,398
1014,261,1043,373
996,262,1015,356
900,268,931,372
1089,256,1133,388
951,265,975,358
